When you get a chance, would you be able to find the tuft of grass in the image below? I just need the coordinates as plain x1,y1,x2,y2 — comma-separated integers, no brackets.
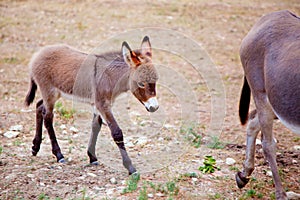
80,188,91,200
54,101,75,119
207,136,226,149
229,166,239,171
182,125,202,148
122,172,141,194
198,155,220,174
38,193,50,200
0,146,3,155
138,183,148,200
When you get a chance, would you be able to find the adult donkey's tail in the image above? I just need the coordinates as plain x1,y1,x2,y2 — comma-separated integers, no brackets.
25,78,37,106
239,76,251,125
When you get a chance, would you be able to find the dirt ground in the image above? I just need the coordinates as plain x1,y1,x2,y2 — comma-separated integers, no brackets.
0,0,299,199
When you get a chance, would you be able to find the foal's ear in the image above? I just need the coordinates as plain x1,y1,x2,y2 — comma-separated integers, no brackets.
141,36,152,58
122,41,140,67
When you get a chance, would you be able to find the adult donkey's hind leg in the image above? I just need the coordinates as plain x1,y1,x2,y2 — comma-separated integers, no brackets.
255,94,287,200
87,114,102,165
32,99,44,156
236,110,261,188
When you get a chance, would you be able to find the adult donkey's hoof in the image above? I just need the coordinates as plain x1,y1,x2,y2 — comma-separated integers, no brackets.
128,167,137,175
236,171,250,188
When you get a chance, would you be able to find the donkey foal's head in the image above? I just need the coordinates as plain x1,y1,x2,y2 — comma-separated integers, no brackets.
122,36,159,112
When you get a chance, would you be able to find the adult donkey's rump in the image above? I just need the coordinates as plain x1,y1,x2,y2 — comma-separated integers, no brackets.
25,36,159,174
236,10,300,200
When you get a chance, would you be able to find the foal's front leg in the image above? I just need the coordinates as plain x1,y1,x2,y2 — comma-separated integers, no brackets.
87,114,102,165
102,109,136,174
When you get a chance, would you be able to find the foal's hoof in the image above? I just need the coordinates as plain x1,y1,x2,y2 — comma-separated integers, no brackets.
32,149,38,156
58,158,66,163
235,171,250,188
90,161,99,166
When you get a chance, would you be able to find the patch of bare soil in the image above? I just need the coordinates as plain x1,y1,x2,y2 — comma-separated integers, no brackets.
1,0,300,199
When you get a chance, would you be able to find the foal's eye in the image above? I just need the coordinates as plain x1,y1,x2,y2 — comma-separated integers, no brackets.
137,82,145,88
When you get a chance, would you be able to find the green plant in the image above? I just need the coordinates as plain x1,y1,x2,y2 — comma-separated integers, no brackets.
0,146,3,155
198,156,220,174
80,188,91,200
38,193,50,200
229,166,239,171
13,140,22,146
182,125,202,148
122,172,140,194
245,189,256,198
138,183,148,200
166,181,179,196
54,101,75,119
207,136,226,149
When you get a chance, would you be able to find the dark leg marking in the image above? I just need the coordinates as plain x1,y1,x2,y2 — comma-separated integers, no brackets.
32,99,44,156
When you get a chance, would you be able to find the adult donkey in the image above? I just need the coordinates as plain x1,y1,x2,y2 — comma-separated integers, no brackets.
236,10,300,199
25,36,159,175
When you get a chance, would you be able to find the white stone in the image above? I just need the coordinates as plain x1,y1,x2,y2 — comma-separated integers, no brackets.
192,177,198,182
62,130,68,135
106,188,115,196
87,172,97,177
9,125,23,131
60,124,67,130
164,124,175,129
292,159,297,164
40,182,45,187
69,126,79,133
126,141,135,148
136,136,148,146
225,158,236,165
27,174,35,178
148,193,154,198
293,145,300,151
110,177,117,184
4,131,20,139
286,191,300,200
266,170,273,177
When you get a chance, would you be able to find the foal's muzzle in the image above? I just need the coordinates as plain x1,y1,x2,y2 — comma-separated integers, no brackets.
144,97,159,112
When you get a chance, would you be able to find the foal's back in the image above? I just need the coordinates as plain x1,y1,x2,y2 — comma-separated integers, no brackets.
240,10,300,132
30,45,88,95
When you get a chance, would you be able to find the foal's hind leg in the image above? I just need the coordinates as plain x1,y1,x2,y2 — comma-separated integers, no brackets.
87,114,102,165
236,110,260,188
32,99,44,156
42,100,65,163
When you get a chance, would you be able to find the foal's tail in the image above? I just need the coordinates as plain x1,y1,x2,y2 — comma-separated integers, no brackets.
239,76,251,125
25,78,37,106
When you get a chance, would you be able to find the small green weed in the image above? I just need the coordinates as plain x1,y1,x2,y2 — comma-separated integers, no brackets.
0,146,3,155
198,156,220,174
38,193,50,200
55,101,75,119
122,172,140,194
229,166,239,171
80,188,91,200
182,125,202,148
138,183,148,200
207,136,226,149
